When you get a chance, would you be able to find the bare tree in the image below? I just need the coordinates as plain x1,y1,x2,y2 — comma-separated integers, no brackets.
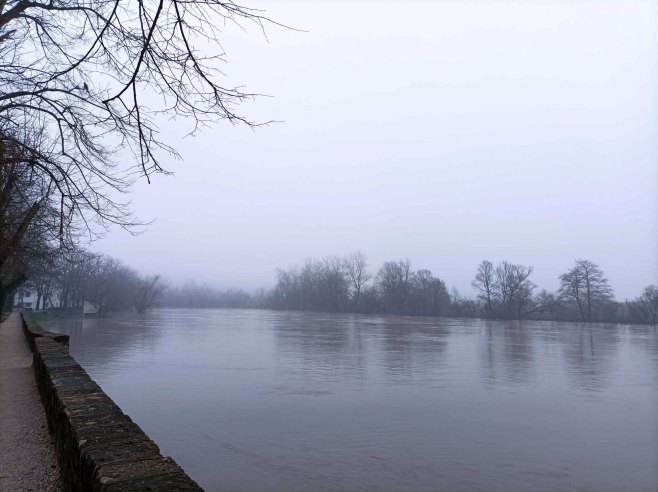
25,254,57,309
271,267,300,310
472,260,495,316
632,285,658,326
410,269,450,316
459,260,539,319
82,255,140,316
343,251,372,311
52,248,100,312
134,275,166,313
493,260,535,319
377,259,412,315
1,0,276,203
320,256,349,312
558,259,613,322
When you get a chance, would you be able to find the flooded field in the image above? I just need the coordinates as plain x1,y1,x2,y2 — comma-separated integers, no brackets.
46,309,658,491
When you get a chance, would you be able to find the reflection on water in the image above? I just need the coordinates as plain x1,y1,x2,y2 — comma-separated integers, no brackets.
480,321,535,385
46,310,658,492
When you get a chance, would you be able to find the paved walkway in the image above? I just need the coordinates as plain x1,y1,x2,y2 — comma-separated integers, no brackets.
0,313,61,491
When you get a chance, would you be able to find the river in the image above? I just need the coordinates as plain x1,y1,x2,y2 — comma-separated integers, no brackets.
45,309,658,491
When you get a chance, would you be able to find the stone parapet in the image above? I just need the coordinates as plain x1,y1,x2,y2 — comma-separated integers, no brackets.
21,312,203,491
22,312,70,350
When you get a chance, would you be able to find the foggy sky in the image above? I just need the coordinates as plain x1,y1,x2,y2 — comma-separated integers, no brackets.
95,0,658,300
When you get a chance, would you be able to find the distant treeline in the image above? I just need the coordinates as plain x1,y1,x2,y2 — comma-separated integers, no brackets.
265,255,657,325
18,248,657,326
158,253,658,326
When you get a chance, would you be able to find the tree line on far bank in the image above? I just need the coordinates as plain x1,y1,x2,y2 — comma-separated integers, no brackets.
266,254,657,325
158,253,657,326
8,249,658,326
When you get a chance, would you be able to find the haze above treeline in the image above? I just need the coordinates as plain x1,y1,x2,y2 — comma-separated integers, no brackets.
91,1,657,300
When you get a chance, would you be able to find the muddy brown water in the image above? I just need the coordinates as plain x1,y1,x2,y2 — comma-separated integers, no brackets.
46,309,658,491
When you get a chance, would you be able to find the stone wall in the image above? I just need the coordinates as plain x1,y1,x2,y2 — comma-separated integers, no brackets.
21,313,204,491
21,314,70,351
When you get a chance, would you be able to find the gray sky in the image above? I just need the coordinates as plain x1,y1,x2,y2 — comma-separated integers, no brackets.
95,0,658,299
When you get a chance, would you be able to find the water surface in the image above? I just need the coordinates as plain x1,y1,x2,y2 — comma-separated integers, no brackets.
46,309,658,491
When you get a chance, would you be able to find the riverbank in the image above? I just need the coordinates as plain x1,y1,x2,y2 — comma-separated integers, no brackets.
0,312,61,491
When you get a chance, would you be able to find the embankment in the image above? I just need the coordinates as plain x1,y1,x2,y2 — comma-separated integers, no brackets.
21,312,203,491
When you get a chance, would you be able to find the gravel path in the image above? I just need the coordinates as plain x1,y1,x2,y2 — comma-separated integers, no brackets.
0,312,61,491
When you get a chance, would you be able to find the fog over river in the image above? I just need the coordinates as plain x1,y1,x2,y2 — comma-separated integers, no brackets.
46,309,658,491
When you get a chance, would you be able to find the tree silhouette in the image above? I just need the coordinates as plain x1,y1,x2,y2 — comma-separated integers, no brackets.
1,0,278,306
559,259,613,322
